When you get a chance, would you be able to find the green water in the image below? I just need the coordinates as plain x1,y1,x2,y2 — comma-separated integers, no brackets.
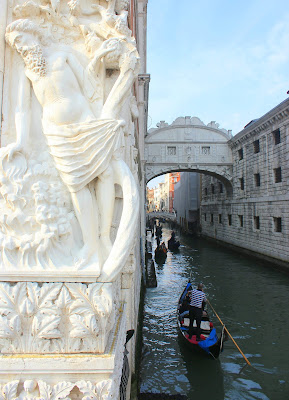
140,225,289,400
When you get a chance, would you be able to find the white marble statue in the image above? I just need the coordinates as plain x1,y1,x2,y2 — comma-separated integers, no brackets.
1,0,140,281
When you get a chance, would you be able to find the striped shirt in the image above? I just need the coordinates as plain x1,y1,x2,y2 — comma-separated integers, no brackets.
189,289,207,308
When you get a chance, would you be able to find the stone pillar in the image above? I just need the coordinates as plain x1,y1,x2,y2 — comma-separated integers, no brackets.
137,0,148,75
0,0,8,140
138,74,150,263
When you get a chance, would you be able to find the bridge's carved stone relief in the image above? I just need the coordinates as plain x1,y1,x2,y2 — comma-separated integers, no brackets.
145,116,233,186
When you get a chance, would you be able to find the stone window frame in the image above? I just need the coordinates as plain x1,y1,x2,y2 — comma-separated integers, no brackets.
254,216,260,230
219,183,223,193
238,148,244,160
228,214,232,226
239,177,244,190
274,167,282,183
272,128,281,145
273,217,282,233
211,184,215,194
254,173,261,187
238,214,244,228
204,213,207,222
202,146,211,155
167,146,177,156
210,213,214,224
253,139,260,154
218,214,222,224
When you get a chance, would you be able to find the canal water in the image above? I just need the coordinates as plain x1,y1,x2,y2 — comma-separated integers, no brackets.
140,224,289,400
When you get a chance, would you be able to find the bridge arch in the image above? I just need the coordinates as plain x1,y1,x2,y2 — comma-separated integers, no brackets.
145,116,233,192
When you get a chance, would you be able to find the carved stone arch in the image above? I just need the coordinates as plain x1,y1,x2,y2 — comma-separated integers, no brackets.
145,116,233,195
146,165,233,197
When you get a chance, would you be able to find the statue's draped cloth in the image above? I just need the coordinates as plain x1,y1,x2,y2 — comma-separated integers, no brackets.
44,119,124,192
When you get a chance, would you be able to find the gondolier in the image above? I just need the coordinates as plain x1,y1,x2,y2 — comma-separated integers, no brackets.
188,283,207,341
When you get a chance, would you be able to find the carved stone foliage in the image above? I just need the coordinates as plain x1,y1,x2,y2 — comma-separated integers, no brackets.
0,282,118,353
0,381,19,400
76,380,114,400
0,379,116,400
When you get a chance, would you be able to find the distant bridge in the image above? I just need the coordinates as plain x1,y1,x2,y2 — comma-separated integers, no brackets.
147,211,176,222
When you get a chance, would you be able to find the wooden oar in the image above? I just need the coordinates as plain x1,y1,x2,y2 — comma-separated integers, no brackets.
207,299,252,366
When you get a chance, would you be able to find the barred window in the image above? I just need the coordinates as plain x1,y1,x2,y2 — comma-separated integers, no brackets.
202,146,210,155
274,167,282,183
167,146,176,155
238,148,243,160
254,216,260,230
254,173,261,187
239,177,244,190
253,139,260,153
273,129,281,145
274,217,282,232
238,215,243,227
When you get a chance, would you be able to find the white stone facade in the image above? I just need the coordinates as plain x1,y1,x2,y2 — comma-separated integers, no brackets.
145,116,233,186
200,99,289,267
0,0,149,398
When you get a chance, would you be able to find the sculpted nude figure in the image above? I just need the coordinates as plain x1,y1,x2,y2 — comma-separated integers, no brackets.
5,19,139,277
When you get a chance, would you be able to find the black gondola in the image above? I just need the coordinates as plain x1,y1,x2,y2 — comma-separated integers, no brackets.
154,243,167,262
168,237,180,251
168,231,180,251
177,282,225,359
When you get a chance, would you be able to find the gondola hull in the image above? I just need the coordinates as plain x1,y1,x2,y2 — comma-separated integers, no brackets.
168,241,180,251
177,320,224,359
154,249,167,262
177,283,225,359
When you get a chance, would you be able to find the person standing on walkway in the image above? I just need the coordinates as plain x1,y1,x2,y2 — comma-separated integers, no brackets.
188,283,207,341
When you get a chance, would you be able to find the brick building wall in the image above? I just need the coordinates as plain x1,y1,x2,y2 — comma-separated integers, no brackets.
200,98,289,266
169,172,180,212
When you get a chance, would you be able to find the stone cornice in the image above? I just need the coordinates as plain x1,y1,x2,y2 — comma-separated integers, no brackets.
145,140,229,145
202,194,289,204
147,124,230,140
138,73,150,83
229,98,289,148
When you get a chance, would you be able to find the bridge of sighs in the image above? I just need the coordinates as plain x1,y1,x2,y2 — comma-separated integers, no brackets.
144,116,233,191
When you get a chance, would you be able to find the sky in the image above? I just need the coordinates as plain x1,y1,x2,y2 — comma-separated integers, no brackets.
146,0,289,133
146,0,289,189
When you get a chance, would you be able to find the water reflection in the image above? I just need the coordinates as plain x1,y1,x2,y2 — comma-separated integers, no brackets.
140,224,289,400
178,336,225,399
